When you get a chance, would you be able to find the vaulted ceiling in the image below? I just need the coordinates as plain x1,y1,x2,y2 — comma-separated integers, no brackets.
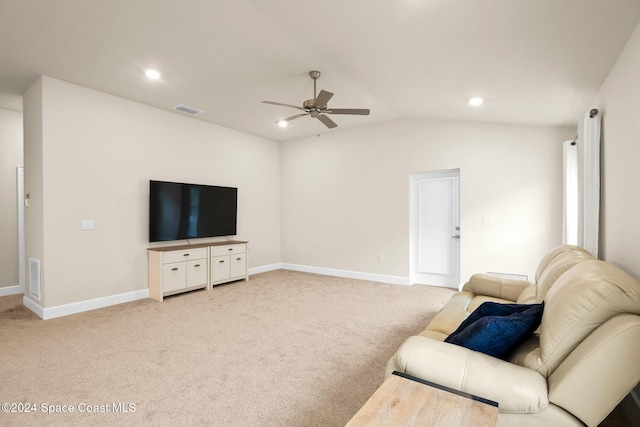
1,0,639,141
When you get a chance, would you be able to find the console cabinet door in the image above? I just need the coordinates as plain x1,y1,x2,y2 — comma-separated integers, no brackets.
163,262,186,292
230,254,247,279
212,255,231,283
186,260,207,287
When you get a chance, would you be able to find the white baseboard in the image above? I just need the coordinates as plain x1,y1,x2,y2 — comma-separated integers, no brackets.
0,285,22,297
23,289,149,320
248,263,283,276
280,263,411,285
18,263,407,320
22,296,44,318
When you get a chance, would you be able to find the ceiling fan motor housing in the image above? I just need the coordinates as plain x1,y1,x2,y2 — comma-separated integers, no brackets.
303,99,325,109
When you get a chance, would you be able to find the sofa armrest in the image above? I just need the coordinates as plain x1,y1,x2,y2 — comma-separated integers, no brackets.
461,273,532,301
389,336,548,414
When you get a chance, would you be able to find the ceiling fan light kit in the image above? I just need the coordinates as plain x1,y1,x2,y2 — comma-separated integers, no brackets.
263,70,370,129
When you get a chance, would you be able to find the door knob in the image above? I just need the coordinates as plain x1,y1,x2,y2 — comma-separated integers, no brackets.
452,235,461,239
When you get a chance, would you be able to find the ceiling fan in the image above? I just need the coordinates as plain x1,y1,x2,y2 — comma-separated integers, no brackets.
262,70,370,129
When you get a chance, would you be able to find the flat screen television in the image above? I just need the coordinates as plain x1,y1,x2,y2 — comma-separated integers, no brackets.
149,180,237,242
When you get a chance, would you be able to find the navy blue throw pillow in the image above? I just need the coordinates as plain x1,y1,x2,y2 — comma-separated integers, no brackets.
444,302,544,360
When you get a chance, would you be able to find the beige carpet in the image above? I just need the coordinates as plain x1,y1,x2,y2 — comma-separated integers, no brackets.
1,269,635,427
0,270,455,427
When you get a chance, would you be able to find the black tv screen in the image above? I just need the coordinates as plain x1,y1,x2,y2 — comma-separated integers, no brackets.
149,180,237,242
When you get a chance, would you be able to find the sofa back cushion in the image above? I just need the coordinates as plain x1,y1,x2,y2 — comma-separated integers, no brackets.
534,246,594,303
523,260,640,377
534,245,585,283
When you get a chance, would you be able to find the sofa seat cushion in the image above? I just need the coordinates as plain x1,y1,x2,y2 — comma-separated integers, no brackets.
508,334,541,367
445,302,544,359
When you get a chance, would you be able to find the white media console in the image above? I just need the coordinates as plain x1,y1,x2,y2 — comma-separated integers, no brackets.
148,240,248,301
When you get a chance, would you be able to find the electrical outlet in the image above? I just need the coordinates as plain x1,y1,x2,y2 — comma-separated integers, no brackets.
82,219,95,230
378,255,384,263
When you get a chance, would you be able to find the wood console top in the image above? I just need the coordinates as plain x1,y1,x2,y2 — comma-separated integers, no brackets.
345,371,498,427
148,240,248,252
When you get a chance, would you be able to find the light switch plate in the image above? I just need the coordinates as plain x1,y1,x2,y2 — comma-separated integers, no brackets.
82,219,95,230
482,216,494,226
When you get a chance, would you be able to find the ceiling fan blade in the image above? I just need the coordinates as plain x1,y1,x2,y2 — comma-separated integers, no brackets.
317,114,338,129
281,113,309,122
312,90,333,108
262,100,306,111
325,108,370,115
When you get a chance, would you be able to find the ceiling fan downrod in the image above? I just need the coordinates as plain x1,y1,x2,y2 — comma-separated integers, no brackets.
309,70,321,100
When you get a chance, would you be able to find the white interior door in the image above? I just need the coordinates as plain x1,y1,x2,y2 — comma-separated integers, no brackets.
411,170,460,287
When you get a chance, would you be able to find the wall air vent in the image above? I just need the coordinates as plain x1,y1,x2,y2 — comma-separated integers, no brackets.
173,104,204,115
29,258,41,301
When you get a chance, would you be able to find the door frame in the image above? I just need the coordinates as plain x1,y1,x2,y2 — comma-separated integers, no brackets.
18,166,25,293
410,169,461,288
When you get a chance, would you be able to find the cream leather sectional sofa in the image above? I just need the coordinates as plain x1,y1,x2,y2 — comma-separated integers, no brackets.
387,245,640,427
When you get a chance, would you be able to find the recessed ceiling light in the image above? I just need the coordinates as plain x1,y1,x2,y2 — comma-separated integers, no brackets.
278,120,288,128
145,69,161,80
468,97,484,107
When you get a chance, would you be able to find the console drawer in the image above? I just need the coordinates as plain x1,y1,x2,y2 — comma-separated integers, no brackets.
163,247,208,264
211,244,246,257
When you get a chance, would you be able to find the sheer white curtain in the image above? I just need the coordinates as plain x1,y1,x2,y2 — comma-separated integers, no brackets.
563,110,601,257
563,140,579,245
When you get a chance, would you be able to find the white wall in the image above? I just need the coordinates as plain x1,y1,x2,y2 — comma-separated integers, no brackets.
590,20,640,280
23,79,44,303
589,23,640,422
0,108,23,290
281,119,574,284
24,76,281,309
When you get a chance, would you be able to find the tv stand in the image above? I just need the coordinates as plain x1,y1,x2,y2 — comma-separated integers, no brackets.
148,240,248,301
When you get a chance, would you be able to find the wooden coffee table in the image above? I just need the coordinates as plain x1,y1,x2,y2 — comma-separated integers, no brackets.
345,371,498,427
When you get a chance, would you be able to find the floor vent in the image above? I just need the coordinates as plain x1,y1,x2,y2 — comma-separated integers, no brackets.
173,104,204,115
29,258,41,300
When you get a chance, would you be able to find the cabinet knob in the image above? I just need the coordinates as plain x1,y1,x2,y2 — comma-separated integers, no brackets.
219,260,225,263
228,248,233,251
171,267,179,271
194,264,200,268
183,253,190,257
236,258,242,261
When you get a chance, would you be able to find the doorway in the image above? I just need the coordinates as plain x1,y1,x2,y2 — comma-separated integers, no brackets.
410,169,460,287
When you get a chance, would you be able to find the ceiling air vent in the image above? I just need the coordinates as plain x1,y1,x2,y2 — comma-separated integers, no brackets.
173,104,204,115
